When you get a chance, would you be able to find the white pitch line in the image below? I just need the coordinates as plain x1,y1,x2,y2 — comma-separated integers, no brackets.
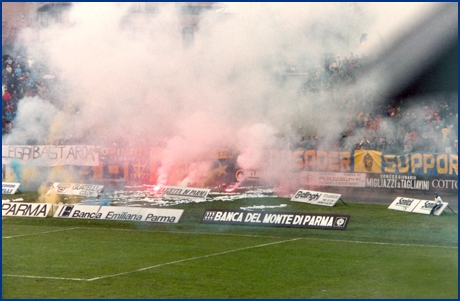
86,237,302,281
78,226,458,250
3,234,456,282
2,227,80,239
305,237,458,250
2,274,86,281
4,224,456,250
3,237,301,282
81,226,286,239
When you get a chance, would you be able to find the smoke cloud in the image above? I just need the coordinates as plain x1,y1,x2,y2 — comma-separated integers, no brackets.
4,2,441,189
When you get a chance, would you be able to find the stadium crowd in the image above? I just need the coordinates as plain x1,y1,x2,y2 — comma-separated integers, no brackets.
2,50,458,155
2,51,64,135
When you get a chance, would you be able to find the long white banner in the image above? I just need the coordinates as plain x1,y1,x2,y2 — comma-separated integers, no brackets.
146,185,211,199
54,204,184,223
2,145,99,166
2,202,52,218
47,183,104,197
201,209,350,229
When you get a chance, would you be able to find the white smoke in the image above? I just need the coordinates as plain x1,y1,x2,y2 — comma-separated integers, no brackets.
236,123,277,171
6,2,440,188
3,96,64,144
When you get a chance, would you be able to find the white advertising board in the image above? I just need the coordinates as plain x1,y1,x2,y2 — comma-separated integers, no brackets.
54,204,184,223
388,197,422,212
300,172,366,187
388,197,449,216
291,189,342,207
99,206,184,223
2,182,21,194
47,183,104,197
54,204,102,219
149,186,210,199
412,200,449,216
96,206,144,221
2,202,52,218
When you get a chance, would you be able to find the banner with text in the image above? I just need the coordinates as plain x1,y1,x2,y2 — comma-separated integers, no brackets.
366,174,457,192
388,197,449,216
148,185,210,199
300,150,457,177
381,153,457,177
388,197,422,212
291,189,342,207
46,183,104,197
2,145,99,166
201,209,350,229
2,182,21,194
300,172,366,187
53,204,184,223
411,200,449,216
2,202,52,218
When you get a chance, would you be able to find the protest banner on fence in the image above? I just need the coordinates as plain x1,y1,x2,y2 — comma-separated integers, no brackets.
2,145,99,166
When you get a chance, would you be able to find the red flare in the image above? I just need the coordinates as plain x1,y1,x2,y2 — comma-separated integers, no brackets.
224,185,235,192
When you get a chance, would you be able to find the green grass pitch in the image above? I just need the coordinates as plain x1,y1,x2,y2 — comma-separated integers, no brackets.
2,195,458,298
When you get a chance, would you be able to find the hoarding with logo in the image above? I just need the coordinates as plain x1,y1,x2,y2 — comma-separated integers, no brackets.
2,202,52,217
411,200,449,216
290,189,342,207
201,209,350,229
53,204,184,223
388,197,449,216
388,197,422,212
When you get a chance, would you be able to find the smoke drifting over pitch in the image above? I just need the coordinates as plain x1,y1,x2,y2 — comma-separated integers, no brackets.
4,3,440,188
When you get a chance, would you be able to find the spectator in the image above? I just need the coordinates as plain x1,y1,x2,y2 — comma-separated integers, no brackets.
441,125,450,144
432,113,444,129
14,64,23,77
3,120,13,134
4,64,13,76
369,136,379,150
310,136,319,150
387,138,401,153
444,112,455,127
377,137,388,152
355,138,370,150
403,132,413,153
409,128,418,151
387,105,396,117
4,56,13,66
421,120,430,134
430,191,443,216
3,104,15,134
296,136,307,150
3,90,12,105
418,132,431,153
441,125,451,153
